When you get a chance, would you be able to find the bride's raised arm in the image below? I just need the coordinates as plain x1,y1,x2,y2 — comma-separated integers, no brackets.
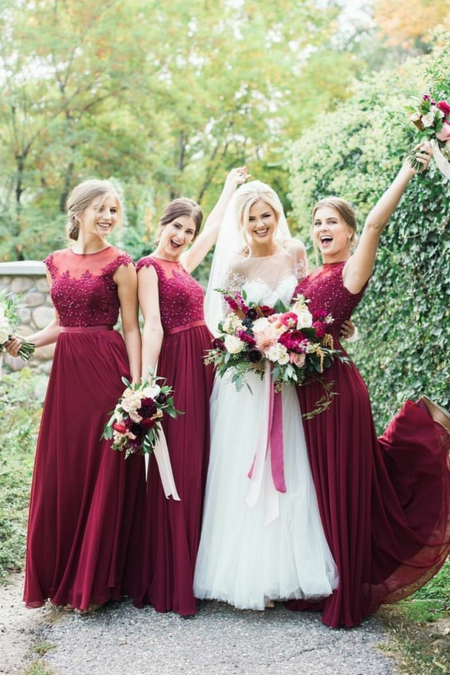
180,167,248,274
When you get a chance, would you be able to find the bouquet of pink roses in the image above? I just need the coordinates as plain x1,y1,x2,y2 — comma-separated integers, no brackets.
406,94,450,173
0,290,35,361
102,374,181,458
205,290,346,393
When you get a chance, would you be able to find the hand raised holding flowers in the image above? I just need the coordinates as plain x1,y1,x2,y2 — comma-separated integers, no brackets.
406,94,450,177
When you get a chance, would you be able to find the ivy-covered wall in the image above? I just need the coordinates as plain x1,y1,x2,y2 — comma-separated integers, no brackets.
288,40,450,431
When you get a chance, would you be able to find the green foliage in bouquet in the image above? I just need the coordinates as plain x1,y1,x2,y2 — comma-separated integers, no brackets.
288,35,450,432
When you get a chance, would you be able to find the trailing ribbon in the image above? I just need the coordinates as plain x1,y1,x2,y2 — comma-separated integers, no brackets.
153,428,180,501
244,361,286,525
432,139,450,181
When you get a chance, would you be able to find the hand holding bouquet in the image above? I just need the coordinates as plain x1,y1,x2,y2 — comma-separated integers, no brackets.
406,94,450,178
102,374,181,458
0,290,35,361
205,290,347,393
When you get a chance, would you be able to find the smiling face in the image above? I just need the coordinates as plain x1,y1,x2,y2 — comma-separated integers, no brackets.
158,215,197,260
243,199,278,248
79,193,119,240
312,205,354,263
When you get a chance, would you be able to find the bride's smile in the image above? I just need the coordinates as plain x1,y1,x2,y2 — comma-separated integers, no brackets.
244,199,279,254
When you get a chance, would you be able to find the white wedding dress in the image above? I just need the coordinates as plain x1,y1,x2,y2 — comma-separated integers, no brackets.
194,248,338,609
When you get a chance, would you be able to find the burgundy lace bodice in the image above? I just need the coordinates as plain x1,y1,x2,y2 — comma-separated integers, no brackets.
44,246,133,327
136,256,205,332
294,262,367,338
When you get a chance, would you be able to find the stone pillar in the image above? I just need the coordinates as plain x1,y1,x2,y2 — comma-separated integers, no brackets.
0,261,55,374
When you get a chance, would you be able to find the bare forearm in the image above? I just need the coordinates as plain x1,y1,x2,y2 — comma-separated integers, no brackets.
365,164,414,233
28,320,61,348
141,325,164,380
123,326,142,383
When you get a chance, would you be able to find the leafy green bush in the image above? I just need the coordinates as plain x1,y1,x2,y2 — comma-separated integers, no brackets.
288,37,450,430
0,369,45,580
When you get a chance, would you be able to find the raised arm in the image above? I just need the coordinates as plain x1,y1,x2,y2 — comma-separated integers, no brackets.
181,167,248,273
138,265,164,381
343,143,432,294
114,263,141,383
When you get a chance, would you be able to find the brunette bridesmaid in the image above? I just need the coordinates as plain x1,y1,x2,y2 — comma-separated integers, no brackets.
6,180,146,612
287,143,450,627
134,167,247,616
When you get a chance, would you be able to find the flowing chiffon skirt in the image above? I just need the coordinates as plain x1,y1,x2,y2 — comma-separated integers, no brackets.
288,348,450,628
24,330,146,610
135,325,214,616
194,370,339,610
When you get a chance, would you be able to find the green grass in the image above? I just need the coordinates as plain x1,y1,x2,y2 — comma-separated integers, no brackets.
0,369,46,580
380,559,450,674
20,660,56,675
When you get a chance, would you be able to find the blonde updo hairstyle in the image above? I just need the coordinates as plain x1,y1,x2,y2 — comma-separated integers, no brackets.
157,197,203,241
66,179,122,241
312,197,359,248
234,181,283,249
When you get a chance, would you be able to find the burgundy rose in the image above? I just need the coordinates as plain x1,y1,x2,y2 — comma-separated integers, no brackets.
246,308,259,321
437,100,450,117
130,422,144,437
127,437,142,453
238,330,256,347
156,392,167,404
140,417,157,430
212,338,225,351
313,309,327,320
260,305,275,317
138,397,157,418
249,349,262,363
278,331,307,353
312,321,326,338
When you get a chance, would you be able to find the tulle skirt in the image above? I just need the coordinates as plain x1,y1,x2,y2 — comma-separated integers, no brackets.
24,330,146,610
194,371,339,610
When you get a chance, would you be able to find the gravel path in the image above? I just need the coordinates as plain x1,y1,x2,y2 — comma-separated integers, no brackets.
36,599,398,675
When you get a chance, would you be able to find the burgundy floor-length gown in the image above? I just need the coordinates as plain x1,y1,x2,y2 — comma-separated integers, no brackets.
24,246,146,610
288,261,450,628
135,256,214,616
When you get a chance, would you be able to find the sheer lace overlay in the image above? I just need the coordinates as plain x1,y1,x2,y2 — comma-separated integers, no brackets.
220,246,307,315
136,256,205,332
44,246,132,327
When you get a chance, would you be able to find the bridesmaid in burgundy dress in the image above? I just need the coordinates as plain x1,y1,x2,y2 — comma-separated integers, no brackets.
288,143,450,628
6,180,145,612
135,167,248,616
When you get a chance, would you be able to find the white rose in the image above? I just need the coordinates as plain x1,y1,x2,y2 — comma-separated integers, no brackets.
224,334,245,354
142,384,161,399
223,315,244,334
294,308,313,328
422,111,435,128
252,317,271,333
0,328,10,344
268,343,289,365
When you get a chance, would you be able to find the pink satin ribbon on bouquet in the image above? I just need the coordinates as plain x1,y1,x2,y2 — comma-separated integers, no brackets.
153,428,180,501
244,361,286,525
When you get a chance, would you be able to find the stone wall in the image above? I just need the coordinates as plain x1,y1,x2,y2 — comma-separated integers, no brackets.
0,261,55,374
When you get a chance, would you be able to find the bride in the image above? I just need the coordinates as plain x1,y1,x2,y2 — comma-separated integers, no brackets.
194,181,341,609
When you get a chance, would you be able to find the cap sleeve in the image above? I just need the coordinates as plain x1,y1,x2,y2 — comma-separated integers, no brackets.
136,256,162,275
102,252,134,277
44,253,57,278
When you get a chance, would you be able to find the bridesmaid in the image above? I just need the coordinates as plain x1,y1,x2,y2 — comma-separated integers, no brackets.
6,180,146,612
134,167,248,616
288,143,450,628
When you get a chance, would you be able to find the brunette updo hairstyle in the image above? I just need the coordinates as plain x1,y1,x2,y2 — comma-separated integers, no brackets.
312,197,359,247
158,198,203,239
66,179,122,241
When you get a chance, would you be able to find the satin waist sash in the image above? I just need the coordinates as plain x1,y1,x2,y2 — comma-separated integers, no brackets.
60,325,114,333
165,320,206,336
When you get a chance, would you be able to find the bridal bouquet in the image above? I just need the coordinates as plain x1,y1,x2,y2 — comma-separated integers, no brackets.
406,94,450,174
205,290,345,392
0,290,35,361
102,375,181,458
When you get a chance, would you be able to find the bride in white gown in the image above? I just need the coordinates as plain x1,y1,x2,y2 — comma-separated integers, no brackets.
193,181,339,610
